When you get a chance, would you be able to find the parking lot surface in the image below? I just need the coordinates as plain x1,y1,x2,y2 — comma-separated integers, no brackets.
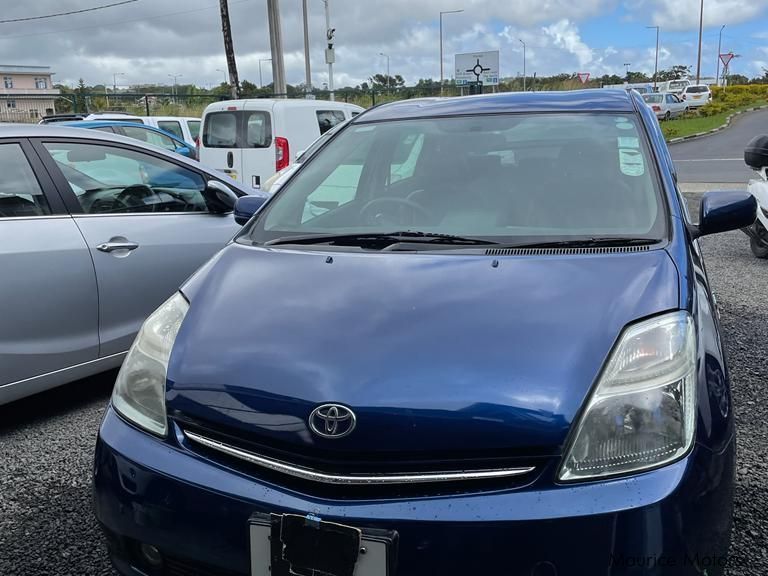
1,225,767,576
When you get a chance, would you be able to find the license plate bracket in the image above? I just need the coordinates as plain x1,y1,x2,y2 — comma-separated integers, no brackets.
275,514,359,576
249,513,397,576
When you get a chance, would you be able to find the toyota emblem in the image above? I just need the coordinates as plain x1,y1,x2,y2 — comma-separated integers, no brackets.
309,404,356,439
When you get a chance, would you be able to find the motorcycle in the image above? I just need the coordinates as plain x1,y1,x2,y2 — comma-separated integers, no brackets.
742,135,768,258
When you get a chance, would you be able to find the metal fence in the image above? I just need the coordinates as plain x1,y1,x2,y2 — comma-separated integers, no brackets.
0,85,508,123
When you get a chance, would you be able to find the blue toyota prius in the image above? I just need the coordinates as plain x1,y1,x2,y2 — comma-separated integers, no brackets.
94,90,756,576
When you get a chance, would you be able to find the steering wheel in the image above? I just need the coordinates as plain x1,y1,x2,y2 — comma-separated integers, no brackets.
116,184,156,212
358,197,430,227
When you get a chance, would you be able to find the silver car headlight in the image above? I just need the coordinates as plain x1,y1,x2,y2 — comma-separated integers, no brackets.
559,311,696,482
112,292,188,437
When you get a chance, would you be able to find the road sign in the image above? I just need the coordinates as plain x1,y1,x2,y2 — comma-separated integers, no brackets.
455,51,499,86
577,72,590,84
719,53,734,67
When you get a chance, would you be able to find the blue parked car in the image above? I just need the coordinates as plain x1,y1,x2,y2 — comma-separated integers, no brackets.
94,90,755,576
60,120,198,160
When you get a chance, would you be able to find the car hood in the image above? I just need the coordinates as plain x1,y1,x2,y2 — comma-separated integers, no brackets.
167,243,679,462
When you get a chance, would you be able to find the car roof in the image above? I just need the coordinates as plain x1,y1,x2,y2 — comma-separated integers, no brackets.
204,99,364,114
0,122,196,154
59,120,190,142
142,116,200,122
357,89,636,123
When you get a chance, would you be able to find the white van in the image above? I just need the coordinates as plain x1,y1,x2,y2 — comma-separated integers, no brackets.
199,99,364,189
140,116,201,146
659,79,691,95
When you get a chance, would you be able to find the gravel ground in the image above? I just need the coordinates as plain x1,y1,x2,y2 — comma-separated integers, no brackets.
0,228,766,576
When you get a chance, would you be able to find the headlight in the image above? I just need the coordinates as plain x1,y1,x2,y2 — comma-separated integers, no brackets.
559,311,696,482
112,292,188,437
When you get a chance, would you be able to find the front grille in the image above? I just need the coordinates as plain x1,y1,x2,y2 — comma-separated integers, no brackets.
176,421,542,499
485,245,653,256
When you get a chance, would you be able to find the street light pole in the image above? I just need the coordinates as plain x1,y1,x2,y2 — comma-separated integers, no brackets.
716,25,725,86
695,0,704,84
216,68,228,86
322,0,335,101
519,39,526,92
266,0,287,98
439,9,463,96
624,63,631,83
302,0,312,95
379,52,390,93
646,26,659,90
259,58,272,89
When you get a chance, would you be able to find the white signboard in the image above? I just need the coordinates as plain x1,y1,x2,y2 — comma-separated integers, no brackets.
455,51,500,86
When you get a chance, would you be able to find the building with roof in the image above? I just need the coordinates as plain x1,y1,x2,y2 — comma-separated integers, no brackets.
0,65,60,123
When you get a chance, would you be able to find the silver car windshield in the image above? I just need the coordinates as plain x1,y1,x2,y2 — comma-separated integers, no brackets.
248,113,665,244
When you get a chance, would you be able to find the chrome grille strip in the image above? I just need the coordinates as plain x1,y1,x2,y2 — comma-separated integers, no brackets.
184,430,535,485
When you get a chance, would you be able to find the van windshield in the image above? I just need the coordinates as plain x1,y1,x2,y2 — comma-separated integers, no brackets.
246,113,666,246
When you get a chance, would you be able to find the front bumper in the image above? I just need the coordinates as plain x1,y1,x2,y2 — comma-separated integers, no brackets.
94,406,734,576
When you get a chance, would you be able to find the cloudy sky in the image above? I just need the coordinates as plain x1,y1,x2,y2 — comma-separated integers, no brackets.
1,0,767,89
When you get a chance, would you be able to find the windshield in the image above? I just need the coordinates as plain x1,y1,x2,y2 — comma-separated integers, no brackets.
643,94,663,103
686,85,709,93
669,81,688,90
246,113,665,246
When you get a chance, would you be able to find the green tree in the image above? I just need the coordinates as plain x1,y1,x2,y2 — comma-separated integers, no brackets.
240,80,258,97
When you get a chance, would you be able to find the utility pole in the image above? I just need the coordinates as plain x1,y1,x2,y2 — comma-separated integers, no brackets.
519,39,526,92
647,26,659,90
259,58,272,89
111,72,124,108
716,25,725,86
439,9,463,96
695,0,704,84
624,63,631,83
379,52,390,93
267,0,287,98
219,0,240,99
302,0,312,95
323,0,335,101
168,74,182,104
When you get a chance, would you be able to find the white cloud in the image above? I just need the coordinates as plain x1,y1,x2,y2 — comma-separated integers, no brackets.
640,0,768,31
543,20,594,68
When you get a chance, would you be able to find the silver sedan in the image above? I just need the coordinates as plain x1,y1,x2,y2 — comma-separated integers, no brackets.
0,125,266,405
642,93,688,120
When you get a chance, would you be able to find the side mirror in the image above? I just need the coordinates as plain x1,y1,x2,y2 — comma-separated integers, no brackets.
234,195,268,225
175,146,192,158
202,180,239,214
745,135,768,172
695,191,756,238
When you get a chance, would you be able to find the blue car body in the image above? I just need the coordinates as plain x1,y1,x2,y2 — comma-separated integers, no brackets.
94,91,739,575
60,120,197,159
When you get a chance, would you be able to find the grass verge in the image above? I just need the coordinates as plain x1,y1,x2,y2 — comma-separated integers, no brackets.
662,101,767,141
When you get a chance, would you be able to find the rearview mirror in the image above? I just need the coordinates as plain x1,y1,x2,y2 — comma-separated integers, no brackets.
234,195,268,225
67,147,107,162
202,180,239,214
695,191,756,238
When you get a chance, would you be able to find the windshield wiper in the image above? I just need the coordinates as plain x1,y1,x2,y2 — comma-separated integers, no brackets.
263,230,499,248
492,237,662,249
